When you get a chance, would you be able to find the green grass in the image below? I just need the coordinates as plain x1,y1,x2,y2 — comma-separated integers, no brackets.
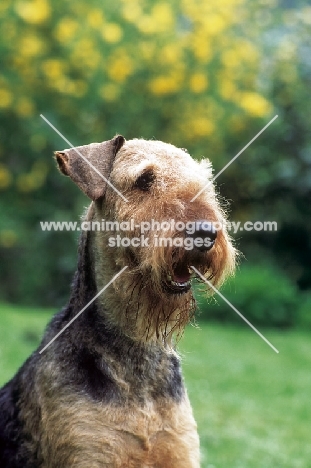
181,324,311,468
1,304,310,467
0,303,55,385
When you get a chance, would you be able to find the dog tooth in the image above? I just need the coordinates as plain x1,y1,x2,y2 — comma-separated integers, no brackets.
171,280,190,288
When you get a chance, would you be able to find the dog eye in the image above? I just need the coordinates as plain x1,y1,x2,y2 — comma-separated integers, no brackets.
134,170,155,192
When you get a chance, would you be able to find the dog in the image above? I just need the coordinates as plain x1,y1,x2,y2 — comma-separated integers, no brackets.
0,135,236,467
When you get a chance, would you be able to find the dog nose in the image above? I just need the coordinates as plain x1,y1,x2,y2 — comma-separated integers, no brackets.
190,220,217,252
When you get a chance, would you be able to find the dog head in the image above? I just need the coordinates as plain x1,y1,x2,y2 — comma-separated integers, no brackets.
55,137,236,343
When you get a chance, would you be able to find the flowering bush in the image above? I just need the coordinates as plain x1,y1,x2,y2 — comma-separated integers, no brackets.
0,0,310,306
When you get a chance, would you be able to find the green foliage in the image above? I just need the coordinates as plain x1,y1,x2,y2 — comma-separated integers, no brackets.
0,0,310,308
296,298,311,330
196,263,311,328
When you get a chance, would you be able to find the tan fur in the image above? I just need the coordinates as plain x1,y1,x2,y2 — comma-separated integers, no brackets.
90,139,236,343
52,138,236,467
9,137,236,468
18,351,199,468
38,391,198,467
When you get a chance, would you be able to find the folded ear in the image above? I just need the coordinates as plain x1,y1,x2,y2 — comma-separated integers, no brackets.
54,135,125,200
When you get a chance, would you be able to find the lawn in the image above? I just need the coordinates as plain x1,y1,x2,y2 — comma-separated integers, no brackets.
1,303,310,468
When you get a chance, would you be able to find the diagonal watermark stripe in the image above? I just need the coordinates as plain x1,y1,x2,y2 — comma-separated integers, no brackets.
191,115,278,202
40,114,128,202
191,266,279,354
39,266,128,354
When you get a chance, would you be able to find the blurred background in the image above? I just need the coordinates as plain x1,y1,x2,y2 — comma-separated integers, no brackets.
0,0,311,466
0,0,311,320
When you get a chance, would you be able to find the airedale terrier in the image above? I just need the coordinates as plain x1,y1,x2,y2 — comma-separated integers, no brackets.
0,135,236,467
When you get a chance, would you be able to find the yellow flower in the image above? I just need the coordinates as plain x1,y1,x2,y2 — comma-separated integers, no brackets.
161,44,182,65
0,89,12,108
152,3,174,31
178,113,215,140
70,39,100,70
46,75,86,97
107,51,134,83
201,14,226,36
221,50,238,69
137,15,156,35
53,79,87,97
222,41,259,70
55,18,79,42
238,92,272,117
50,77,72,94
189,73,208,93
16,97,35,117
149,75,179,95
15,0,50,24
190,117,215,137
138,3,173,34
102,23,123,44
19,34,45,57
0,164,12,189
41,59,66,79
181,0,199,20
122,3,142,23
191,34,212,63
0,230,18,248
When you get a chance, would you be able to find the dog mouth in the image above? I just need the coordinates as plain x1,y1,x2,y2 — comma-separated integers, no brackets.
163,263,192,294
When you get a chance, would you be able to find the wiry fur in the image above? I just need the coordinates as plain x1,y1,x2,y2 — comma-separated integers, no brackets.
0,137,236,467
93,140,235,343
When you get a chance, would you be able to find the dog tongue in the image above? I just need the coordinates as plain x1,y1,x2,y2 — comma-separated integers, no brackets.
173,265,191,283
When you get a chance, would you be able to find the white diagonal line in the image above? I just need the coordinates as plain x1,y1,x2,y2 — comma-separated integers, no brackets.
40,114,128,202
191,266,279,354
39,266,128,354
191,115,278,202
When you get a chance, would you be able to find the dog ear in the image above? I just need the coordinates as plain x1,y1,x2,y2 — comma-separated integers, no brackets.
54,135,125,200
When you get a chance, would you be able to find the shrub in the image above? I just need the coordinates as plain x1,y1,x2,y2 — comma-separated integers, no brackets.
195,262,304,328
